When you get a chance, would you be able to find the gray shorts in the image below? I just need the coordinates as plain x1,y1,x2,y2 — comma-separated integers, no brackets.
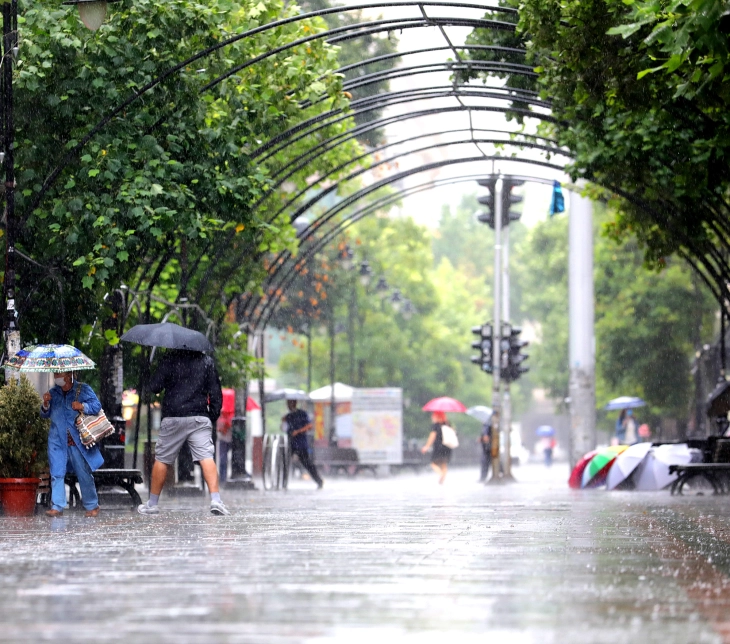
155,416,214,465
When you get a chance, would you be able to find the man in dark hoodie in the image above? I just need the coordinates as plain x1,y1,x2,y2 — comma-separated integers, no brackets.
138,349,229,516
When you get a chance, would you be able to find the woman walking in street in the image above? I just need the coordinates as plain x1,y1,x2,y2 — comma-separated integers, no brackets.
421,411,454,484
41,371,104,517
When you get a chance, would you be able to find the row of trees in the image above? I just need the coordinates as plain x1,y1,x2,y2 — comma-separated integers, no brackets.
274,190,716,438
5,0,403,393
463,0,730,306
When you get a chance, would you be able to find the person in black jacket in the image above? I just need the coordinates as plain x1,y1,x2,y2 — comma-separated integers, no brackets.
138,349,230,516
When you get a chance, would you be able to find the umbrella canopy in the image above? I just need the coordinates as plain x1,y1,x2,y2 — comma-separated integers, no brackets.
265,388,309,403
120,322,214,352
536,425,556,437
633,443,693,491
246,397,261,411
606,441,653,490
581,445,628,488
604,396,647,411
466,405,493,423
309,382,354,403
4,344,95,372
422,396,467,413
569,450,598,489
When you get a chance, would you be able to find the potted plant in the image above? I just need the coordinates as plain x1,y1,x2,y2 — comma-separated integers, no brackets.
0,375,49,516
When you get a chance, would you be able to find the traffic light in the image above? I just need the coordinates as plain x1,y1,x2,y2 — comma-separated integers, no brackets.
476,176,525,229
502,326,529,382
471,322,493,374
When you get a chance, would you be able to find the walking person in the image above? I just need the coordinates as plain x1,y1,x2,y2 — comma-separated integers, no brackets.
624,409,638,445
138,349,229,516
421,411,454,484
478,420,492,482
615,410,627,444
41,371,103,518
283,399,323,489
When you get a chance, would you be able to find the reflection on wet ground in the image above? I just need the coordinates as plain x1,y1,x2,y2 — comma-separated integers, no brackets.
1,464,729,643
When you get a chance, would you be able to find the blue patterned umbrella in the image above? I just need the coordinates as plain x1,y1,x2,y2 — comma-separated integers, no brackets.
4,344,96,372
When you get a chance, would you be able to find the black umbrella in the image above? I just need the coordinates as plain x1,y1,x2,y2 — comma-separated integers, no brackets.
120,322,214,352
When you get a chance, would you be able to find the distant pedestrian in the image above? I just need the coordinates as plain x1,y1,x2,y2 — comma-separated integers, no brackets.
478,420,492,482
615,410,627,444
138,349,229,516
283,399,323,489
638,423,651,442
41,372,103,518
540,436,556,467
421,411,453,484
624,410,637,445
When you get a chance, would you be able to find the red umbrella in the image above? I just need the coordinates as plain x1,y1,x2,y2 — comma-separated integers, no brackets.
246,397,261,411
568,450,598,489
422,397,467,413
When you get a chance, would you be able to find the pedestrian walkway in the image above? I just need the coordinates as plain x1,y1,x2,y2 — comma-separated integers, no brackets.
1,464,729,643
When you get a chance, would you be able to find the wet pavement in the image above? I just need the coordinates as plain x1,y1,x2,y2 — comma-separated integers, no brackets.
1,463,730,643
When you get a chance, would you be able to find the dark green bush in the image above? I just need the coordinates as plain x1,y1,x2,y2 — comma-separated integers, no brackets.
0,376,50,478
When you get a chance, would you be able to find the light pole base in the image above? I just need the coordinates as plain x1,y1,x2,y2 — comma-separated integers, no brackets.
485,473,517,485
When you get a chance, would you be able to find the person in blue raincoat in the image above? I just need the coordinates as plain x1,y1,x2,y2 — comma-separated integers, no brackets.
40,371,103,517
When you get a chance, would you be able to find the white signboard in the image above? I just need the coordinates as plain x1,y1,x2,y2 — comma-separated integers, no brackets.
351,388,403,464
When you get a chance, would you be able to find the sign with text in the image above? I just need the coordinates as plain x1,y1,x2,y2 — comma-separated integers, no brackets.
351,388,403,464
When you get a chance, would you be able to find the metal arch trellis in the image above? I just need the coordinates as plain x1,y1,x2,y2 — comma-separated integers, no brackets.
242,154,569,327
252,172,531,330
23,1,520,221
194,122,570,313
11,1,730,337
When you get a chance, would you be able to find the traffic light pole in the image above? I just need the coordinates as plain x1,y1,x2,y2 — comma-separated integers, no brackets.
501,223,513,480
490,176,503,480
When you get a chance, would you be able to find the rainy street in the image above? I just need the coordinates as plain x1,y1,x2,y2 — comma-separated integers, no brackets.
1,464,730,643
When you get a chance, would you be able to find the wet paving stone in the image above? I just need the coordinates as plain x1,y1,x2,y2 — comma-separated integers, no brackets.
1,464,729,643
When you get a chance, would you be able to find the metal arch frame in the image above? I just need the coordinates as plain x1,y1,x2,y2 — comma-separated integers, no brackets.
253,172,517,329
271,137,566,228
14,1,730,328
253,83,554,163
193,121,569,308
319,44,530,82
251,167,730,333
302,60,539,110
261,123,558,209
25,1,519,219
244,154,567,326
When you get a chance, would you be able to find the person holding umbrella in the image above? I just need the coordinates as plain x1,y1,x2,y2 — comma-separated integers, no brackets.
136,348,228,516
42,370,104,518
421,412,456,484
420,397,466,484
5,343,103,518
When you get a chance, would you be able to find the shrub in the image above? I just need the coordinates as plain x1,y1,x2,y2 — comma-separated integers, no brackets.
0,376,50,478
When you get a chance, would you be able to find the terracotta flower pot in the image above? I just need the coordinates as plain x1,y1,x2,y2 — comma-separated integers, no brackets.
0,478,40,516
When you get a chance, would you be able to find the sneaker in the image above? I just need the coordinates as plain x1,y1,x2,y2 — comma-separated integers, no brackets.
137,502,160,515
210,500,230,516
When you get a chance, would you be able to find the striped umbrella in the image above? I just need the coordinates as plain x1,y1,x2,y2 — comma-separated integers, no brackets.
4,344,95,372
581,445,629,488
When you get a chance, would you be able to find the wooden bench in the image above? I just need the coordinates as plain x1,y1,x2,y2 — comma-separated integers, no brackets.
669,464,730,495
64,469,143,508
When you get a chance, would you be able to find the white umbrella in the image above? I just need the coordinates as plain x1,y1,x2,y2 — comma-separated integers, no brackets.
604,396,647,411
264,388,310,402
466,405,493,423
309,382,354,403
606,441,652,490
633,443,692,491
